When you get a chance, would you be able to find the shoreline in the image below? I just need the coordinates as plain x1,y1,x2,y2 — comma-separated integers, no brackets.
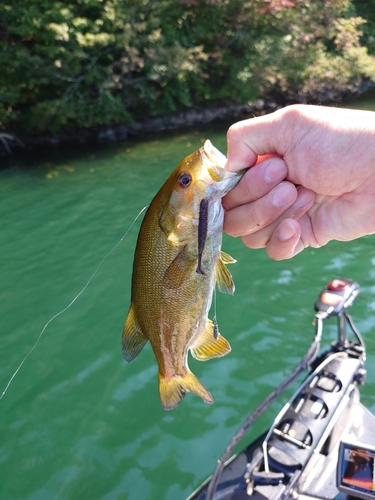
0,100,278,156
2,81,375,156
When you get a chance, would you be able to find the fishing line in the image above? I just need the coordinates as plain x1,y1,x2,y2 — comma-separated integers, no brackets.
0,205,148,401
213,287,218,339
206,201,219,339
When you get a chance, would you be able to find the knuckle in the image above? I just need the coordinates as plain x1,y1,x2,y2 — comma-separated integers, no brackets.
242,233,267,250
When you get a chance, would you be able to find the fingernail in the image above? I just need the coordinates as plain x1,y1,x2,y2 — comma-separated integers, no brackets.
279,220,296,241
264,160,286,183
272,183,295,208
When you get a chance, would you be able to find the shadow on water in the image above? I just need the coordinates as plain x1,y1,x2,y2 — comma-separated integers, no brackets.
1,98,375,499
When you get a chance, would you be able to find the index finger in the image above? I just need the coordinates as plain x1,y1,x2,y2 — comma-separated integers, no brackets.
223,156,286,210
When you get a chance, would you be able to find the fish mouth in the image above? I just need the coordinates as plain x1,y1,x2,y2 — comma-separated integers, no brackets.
201,140,227,181
200,140,243,198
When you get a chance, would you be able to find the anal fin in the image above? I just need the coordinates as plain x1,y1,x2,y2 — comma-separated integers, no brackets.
190,319,231,361
122,302,148,362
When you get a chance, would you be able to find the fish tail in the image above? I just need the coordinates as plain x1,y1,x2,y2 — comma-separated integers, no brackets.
158,371,213,410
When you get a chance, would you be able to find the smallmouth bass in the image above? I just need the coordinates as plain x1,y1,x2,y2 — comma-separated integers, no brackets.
122,140,243,410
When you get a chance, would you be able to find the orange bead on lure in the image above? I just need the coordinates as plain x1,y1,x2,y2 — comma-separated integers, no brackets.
122,140,243,410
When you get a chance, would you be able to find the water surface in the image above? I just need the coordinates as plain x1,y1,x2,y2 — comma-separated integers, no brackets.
1,107,375,500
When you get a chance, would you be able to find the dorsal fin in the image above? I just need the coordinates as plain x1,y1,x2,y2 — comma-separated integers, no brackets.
122,302,148,362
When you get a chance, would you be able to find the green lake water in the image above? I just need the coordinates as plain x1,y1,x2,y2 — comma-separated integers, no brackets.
2,98,375,500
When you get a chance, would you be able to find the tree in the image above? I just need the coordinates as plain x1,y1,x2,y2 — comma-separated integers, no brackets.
1,0,375,135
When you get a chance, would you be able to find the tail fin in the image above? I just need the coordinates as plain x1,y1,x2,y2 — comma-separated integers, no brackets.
158,370,213,410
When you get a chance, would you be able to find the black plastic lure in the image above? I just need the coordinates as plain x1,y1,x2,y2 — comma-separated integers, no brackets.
196,198,208,275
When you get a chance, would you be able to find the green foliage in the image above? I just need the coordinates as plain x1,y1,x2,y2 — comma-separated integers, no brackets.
352,0,375,54
1,0,375,134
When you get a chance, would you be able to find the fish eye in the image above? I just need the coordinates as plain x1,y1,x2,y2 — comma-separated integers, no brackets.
177,172,192,188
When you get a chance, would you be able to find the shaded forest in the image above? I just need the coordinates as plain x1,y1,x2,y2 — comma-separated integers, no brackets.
1,0,375,141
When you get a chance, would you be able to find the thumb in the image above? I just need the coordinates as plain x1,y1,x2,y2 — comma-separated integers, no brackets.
225,111,284,172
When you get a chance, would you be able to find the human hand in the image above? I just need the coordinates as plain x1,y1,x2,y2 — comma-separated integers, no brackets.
223,104,375,260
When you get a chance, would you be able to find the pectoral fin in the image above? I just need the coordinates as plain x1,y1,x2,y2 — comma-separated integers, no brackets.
122,302,148,362
215,257,235,295
190,319,231,361
163,246,195,289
